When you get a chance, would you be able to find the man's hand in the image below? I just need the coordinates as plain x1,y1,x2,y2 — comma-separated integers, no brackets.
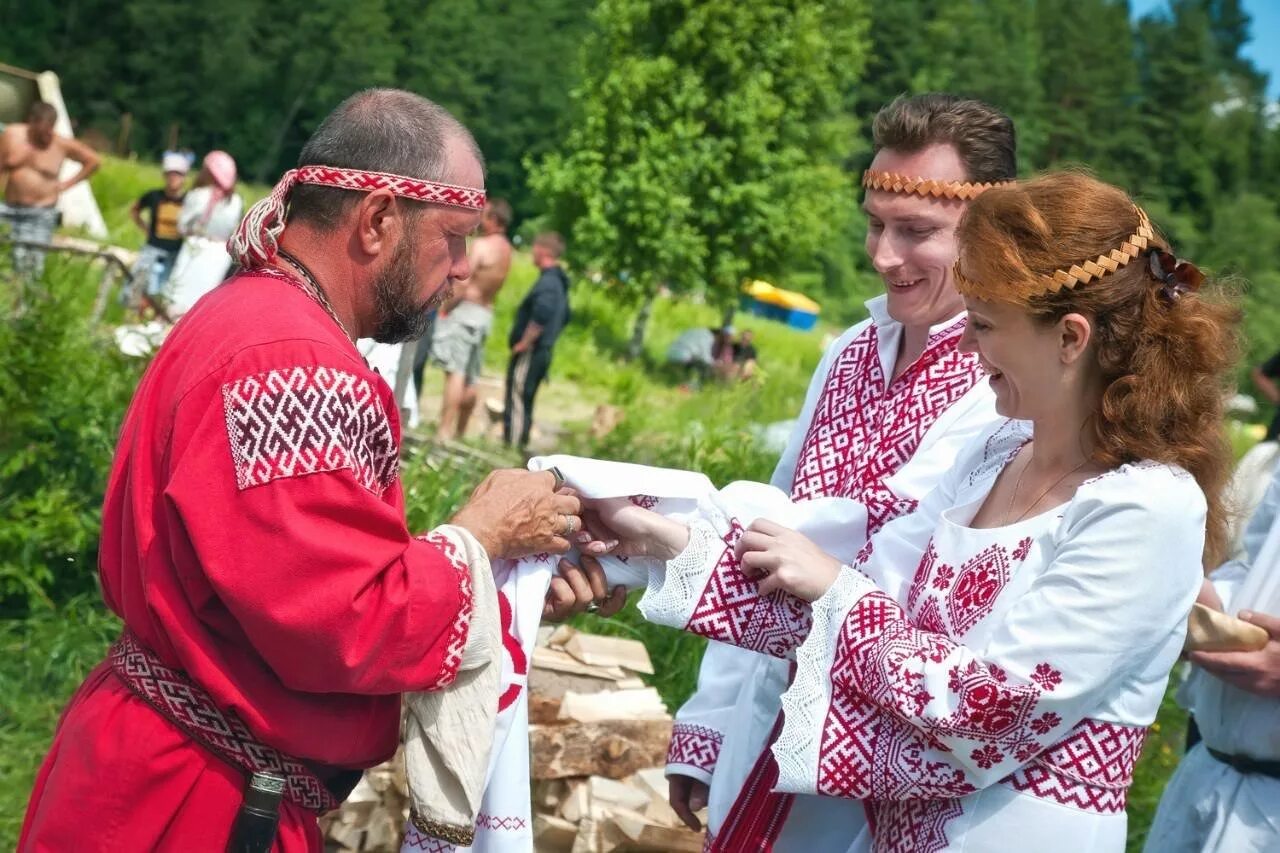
543,556,628,621
1189,610,1280,698
738,518,843,602
668,774,709,831
450,469,582,560
511,340,529,355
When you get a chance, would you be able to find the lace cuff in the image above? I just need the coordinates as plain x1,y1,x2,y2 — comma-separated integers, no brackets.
774,566,875,795
638,519,722,630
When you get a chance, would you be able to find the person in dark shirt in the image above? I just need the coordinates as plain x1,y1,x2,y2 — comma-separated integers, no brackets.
125,152,189,313
1253,350,1280,440
504,232,571,449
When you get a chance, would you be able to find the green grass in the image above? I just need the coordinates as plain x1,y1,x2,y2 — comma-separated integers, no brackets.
0,597,120,845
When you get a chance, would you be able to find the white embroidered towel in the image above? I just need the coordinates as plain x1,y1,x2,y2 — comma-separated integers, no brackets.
401,455,871,851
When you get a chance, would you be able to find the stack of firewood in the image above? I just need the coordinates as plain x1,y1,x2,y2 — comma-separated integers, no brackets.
321,626,705,852
527,626,704,852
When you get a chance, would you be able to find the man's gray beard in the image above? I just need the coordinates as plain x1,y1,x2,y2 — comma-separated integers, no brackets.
371,238,440,344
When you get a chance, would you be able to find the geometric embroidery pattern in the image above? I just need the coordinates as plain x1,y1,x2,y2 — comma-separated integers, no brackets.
946,544,1014,636
683,521,813,658
816,588,1065,813
1002,718,1147,813
866,798,965,853
401,826,456,852
222,365,399,496
475,813,529,832
789,319,982,530
109,631,340,814
667,723,725,773
419,532,474,690
906,534,1035,639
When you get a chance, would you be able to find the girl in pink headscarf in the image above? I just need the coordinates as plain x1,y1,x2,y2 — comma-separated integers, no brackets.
166,150,245,317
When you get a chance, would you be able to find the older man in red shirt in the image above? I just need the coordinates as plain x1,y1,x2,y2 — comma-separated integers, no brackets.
20,89,610,852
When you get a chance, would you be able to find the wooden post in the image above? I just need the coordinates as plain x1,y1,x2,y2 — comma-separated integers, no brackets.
116,113,133,156
167,122,179,151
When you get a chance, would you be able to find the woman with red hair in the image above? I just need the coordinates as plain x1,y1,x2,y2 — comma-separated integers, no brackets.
585,171,1239,851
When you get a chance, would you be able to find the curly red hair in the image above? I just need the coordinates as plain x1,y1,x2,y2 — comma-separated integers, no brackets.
956,171,1240,567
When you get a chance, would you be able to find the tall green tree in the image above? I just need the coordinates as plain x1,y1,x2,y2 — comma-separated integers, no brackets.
915,0,1046,166
1035,0,1145,183
392,0,596,222
530,0,870,354
1135,0,1219,214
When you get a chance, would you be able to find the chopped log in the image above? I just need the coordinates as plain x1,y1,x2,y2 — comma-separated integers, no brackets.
627,823,705,852
531,720,674,780
530,693,563,724
587,775,651,813
534,814,579,852
558,687,670,723
530,665,625,701
533,778,569,812
571,817,603,853
546,624,577,648
564,632,655,674
560,779,592,823
533,646,629,680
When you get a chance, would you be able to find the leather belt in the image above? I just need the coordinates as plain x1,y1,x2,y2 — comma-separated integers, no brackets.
1207,746,1280,780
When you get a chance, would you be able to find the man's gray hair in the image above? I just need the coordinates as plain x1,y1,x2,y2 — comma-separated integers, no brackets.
289,88,483,231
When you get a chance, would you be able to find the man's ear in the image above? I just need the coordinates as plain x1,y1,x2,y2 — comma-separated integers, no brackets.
353,189,401,258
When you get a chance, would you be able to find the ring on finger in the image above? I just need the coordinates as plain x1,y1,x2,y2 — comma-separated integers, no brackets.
560,514,578,536
586,602,600,614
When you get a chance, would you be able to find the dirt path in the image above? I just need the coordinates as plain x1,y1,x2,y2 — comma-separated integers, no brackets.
412,364,605,454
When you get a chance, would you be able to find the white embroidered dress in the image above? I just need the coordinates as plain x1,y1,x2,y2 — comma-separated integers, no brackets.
667,295,997,846
645,420,1204,852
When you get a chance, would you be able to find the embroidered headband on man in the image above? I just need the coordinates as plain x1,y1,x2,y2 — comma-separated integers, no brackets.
954,205,1157,301
228,165,487,268
862,170,1011,201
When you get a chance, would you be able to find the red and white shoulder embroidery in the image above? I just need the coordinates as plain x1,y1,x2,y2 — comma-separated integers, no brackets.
222,365,399,496
1003,718,1147,813
789,321,982,533
667,723,725,773
683,521,812,657
419,531,473,689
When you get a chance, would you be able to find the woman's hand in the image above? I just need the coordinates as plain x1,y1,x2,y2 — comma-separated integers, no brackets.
578,497,691,561
737,518,843,602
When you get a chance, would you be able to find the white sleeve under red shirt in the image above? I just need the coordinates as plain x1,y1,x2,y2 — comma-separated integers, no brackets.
98,272,477,770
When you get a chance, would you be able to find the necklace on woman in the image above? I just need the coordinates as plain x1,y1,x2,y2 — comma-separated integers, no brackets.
1005,448,1089,525
274,249,354,343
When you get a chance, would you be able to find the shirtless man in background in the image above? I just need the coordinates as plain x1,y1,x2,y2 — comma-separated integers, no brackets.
0,101,100,279
431,197,513,439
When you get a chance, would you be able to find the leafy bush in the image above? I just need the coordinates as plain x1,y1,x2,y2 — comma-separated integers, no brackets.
0,260,143,614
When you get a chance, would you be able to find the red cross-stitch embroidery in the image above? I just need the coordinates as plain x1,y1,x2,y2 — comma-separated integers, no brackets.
683,521,812,657
667,723,725,773
866,798,965,853
222,365,399,496
1002,718,1147,813
419,532,473,689
789,321,982,530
